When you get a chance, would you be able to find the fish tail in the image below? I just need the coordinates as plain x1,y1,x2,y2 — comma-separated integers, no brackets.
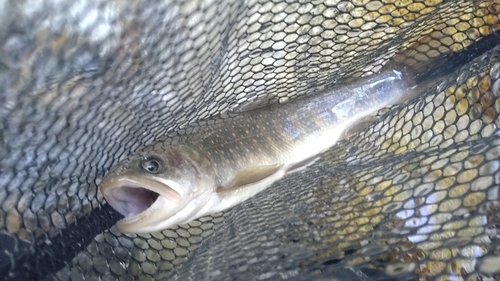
385,30,500,87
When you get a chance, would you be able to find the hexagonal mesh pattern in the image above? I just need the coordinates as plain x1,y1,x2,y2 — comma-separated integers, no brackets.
1,0,500,280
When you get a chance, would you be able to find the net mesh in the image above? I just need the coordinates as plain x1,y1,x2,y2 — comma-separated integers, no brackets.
1,0,500,280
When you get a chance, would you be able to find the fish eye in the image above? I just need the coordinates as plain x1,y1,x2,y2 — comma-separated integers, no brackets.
140,156,164,174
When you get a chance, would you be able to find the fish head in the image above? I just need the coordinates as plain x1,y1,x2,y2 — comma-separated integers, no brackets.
100,145,217,233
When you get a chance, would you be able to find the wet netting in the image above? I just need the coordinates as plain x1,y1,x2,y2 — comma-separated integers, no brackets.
1,0,500,280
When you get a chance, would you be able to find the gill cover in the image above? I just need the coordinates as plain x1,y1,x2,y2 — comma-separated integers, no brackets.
100,146,217,233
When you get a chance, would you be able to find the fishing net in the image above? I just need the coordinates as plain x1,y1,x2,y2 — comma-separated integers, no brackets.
1,0,500,280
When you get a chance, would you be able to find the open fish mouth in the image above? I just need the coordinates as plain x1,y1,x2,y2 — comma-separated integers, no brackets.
100,176,183,220
105,186,160,217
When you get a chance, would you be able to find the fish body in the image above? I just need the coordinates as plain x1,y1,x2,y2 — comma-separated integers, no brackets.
100,68,418,233
101,32,500,233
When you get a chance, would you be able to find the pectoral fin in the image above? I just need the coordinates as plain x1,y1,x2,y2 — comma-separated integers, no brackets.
222,164,284,191
287,156,320,173
214,164,285,212
340,114,380,140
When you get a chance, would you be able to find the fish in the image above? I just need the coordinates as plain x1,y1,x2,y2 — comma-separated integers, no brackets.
100,33,500,233
100,68,421,233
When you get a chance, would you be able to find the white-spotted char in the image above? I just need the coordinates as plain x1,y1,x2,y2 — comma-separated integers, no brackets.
100,32,500,233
